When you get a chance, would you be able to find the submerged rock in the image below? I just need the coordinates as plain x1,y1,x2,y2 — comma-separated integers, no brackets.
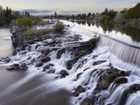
93,60,107,65
36,62,44,67
59,70,69,78
7,63,28,71
47,69,55,73
57,48,65,59
73,85,86,97
41,56,51,63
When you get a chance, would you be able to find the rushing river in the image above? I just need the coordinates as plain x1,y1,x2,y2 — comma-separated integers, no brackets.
0,21,140,105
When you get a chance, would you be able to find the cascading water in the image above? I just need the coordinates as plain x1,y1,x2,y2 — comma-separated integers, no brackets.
0,20,140,105
99,35,140,68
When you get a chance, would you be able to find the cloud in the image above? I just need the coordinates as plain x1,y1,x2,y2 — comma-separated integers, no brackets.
0,0,139,12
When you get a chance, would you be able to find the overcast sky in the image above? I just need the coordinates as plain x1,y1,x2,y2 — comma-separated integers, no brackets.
0,0,139,12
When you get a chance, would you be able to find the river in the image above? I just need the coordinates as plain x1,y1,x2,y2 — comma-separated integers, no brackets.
0,21,140,105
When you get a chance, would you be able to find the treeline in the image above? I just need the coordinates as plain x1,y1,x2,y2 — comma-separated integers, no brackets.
100,3,140,24
43,12,95,20
0,6,13,26
0,5,44,27
46,3,140,26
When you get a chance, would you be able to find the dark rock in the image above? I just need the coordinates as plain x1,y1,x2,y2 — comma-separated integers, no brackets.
93,60,106,65
48,63,54,67
59,70,69,78
31,59,36,64
72,91,80,97
4,57,11,63
36,62,44,67
114,77,128,84
41,56,51,63
80,97,92,105
57,49,65,59
66,59,77,70
92,55,98,59
44,65,50,70
66,38,99,70
97,68,130,90
47,69,55,73
41,49,51,56
7,63,28,71
20,63,28,71
35,44,40,49
73,85,86,97
75,85,86,93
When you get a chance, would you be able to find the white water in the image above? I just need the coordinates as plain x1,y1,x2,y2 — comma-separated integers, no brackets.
0,21,140,105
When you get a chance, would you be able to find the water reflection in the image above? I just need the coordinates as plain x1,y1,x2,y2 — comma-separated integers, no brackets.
72,20,140,42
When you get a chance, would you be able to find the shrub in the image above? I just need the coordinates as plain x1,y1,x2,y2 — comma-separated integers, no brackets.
22,28,52,39
16,17,33,27
101,15,111,24
53,21,65,33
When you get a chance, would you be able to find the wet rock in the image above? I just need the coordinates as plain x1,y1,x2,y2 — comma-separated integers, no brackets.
59,70,69,78
47,69,55,73
93,60,106,65
57,48,65,59
80,97,92,105
48,63,54,67
92,55,98,59
20,63,28,71
72,91,80,97
7,63,28,71
3,57,11,63
119,84,140,105
73,85,86,97
98,68,129,90
66,59,77,70
31,59,36,64
36,62,44,67
114,77,128,84
41,56,51,63
75,85,86,93
66,38,99,70
35,44,40,49
44,65,50,70
41,49,51,56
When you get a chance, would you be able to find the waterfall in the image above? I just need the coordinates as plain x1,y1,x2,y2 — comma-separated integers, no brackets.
99,35,140,67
